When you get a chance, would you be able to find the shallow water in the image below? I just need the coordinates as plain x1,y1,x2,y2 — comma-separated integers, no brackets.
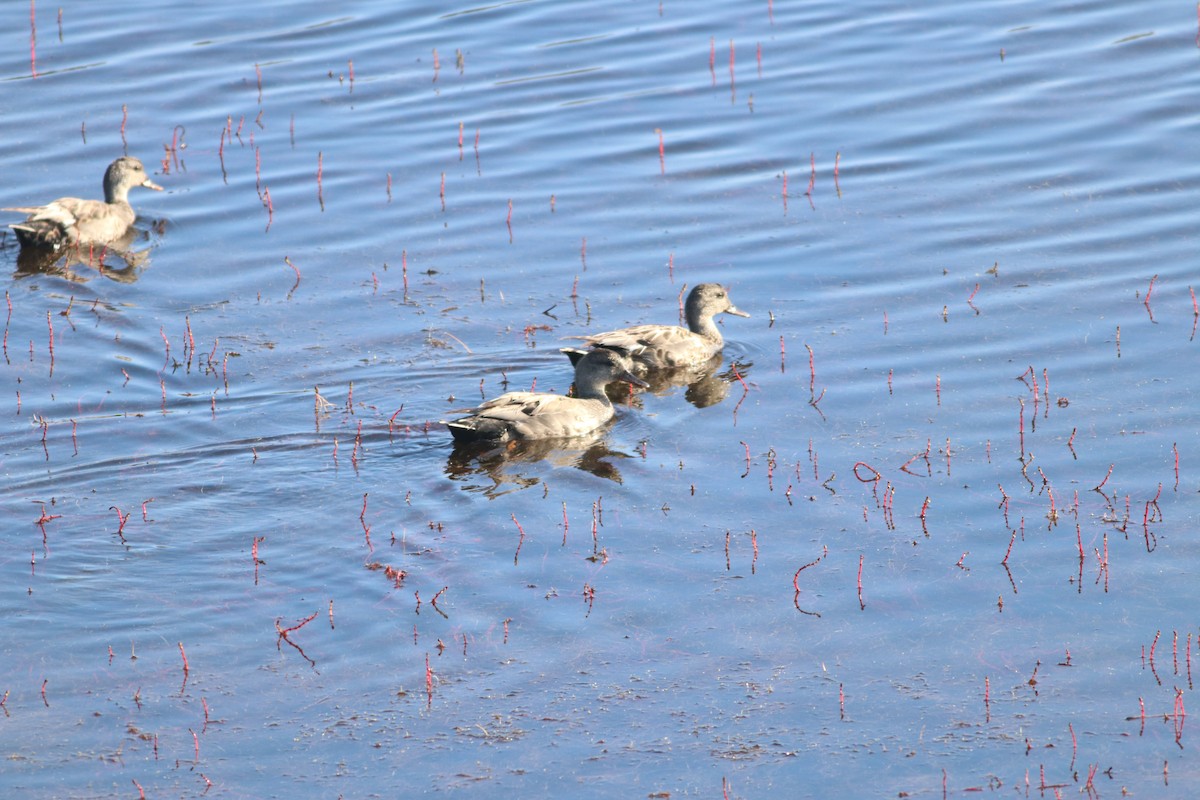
2,0,1200,797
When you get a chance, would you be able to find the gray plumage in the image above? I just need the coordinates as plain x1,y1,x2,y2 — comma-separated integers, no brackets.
447,348,648,442
6,157,163,250
570,283,749,369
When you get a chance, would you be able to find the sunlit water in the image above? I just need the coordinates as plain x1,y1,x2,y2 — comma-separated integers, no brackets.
2,0,1199,796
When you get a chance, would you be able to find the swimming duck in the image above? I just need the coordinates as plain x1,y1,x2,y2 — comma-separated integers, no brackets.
570,283,749,369
446,348,648,442
6,157,163,250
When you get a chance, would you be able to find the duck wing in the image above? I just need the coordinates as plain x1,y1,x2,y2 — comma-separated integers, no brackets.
448,392,610,441
8,197,134,249
583,324,715,368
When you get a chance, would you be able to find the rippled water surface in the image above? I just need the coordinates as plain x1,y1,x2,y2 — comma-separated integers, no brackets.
2,0,1200,796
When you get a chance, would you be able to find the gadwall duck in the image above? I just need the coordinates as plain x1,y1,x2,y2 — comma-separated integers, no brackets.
6,157,163,250
570,283,749,369
446,348,648,442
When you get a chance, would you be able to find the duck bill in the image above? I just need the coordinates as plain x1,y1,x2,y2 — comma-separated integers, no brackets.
725,305,750,318
142,179,165,192
619,370,650,389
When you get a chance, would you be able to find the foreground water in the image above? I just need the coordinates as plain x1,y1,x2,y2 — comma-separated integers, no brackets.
2,0,1199,796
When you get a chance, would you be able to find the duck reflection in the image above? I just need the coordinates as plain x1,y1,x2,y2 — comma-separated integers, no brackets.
445,428,633,497
563,348,752,409
10,224,161,284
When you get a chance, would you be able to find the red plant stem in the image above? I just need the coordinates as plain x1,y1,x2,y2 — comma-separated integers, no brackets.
709,36,715,84
1094,463,1114,491
425,653,434,707
805,152,815,195
277,611,317,638
856,554,864,609
781,169,788,213
919,497,930,520
852,462,880,483
1174,631,1180,676
178,642,190,674
29,0,38,78
1018,398,1025,456
792,546,827,591
1144,274,1157,308
511,513,526,563
656,128,665,174
1174,442,1180,490
262,187,273,228
46,311,54,376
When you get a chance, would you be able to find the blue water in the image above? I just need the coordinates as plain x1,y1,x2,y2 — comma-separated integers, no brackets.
2,0,1199,796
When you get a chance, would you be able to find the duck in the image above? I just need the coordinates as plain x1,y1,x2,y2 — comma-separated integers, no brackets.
6,157,163,250
569,283,749,369
446,347,648,442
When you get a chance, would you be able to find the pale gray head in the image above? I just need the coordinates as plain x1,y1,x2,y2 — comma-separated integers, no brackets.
104,157,163,204
572,347,649,397
686,283,749,332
